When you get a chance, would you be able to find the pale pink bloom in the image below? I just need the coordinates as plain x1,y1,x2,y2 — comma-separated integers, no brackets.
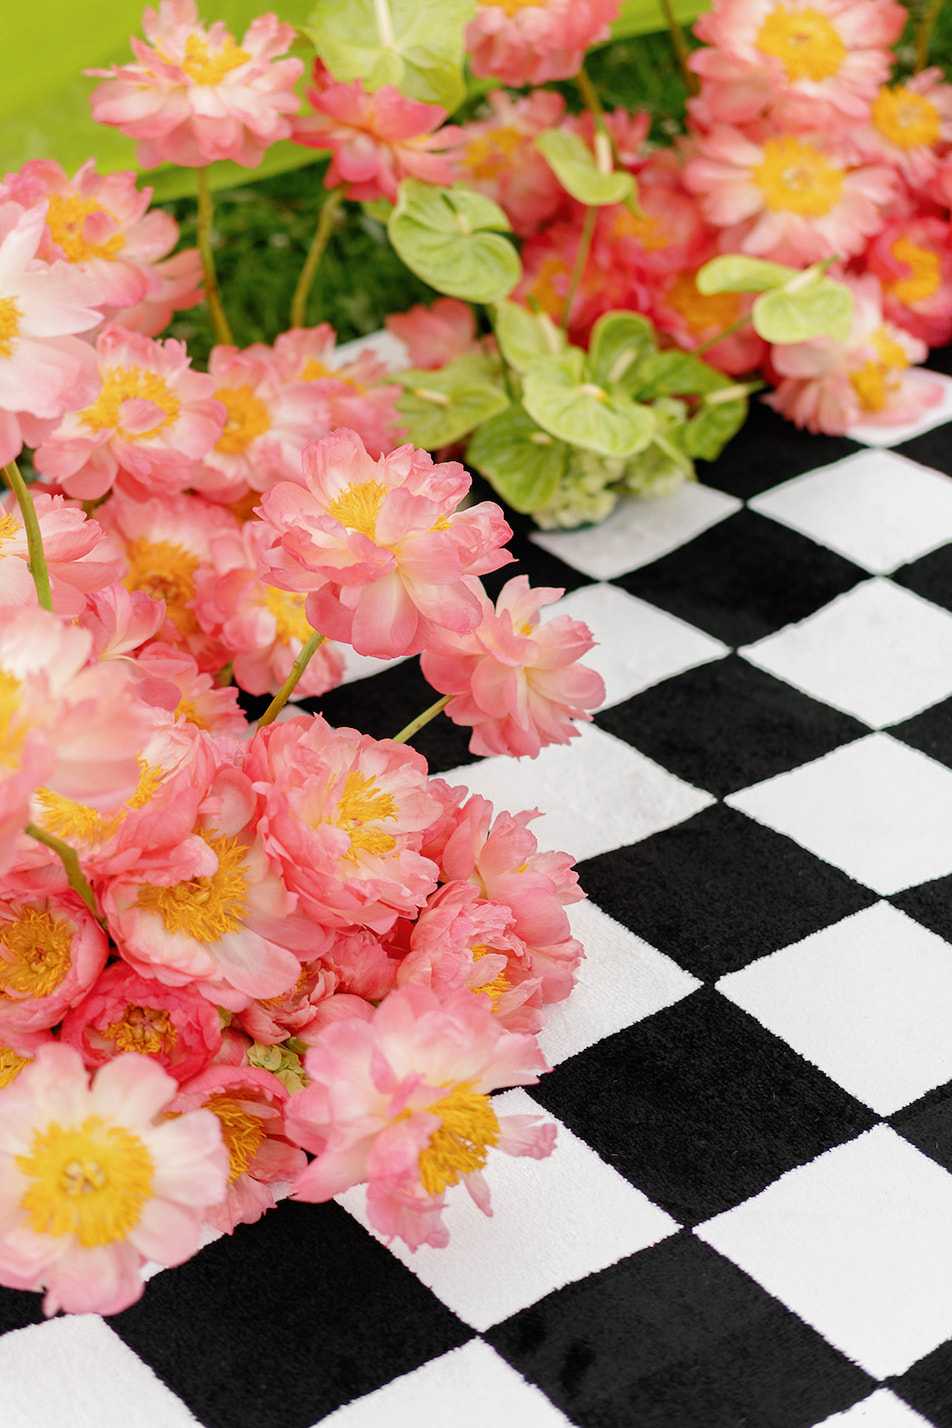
384,298,481,371
258,429,513,660
766,273,944,434
240,927,395,1045
690,0,904,129
88,0,303,170
293,63,456,203
34,325,225,502
597,157,712,281
193,520,345,699
866,215,952,349
0,204,100,467
0,1044,228,1315
422,577,605,759
684,126,896,265
172,1064,305,1232
246,714,441,934
111,247,203,338
0,1027,54,1091
446,89,568,237
854,70,952,189
0,891,107,1035
80,583,165,662
60,962,222,1083
0,492,123,616
134,643,247,737
651,266,765,375
269,327,403,461
467,0,621,87
516,213,647,342
288,985,554,1249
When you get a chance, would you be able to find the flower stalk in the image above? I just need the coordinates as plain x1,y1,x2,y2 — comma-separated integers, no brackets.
562,205,597,331
3,460,52,611
196,167,234,346
291,189,345,329
25,823,104,924
392,694,451,744
257,631,326,727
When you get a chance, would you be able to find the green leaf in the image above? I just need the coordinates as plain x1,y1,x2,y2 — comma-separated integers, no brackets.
396,353,509,447
628,349,728,400
467,405,567,514
523,352,656,459
587,311,656,389
611,0,708,39
388,181,521,303
302,0,475,111
752,279,854,345
697,255,797,295
493,300,565,373
534,130,635,208
683,390,748,461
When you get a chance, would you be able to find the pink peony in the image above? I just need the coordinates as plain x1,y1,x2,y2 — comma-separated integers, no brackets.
80,583,165,663
466,0,621,87
865,216,952,349
516,213,647,341
446,89,569,237
856,71,952,189
0,1044,228,1314
652,266,765,375
257,429,513,660
0,492,123,616
0,1028,53,1090
88,0,303,170
240,927,396,1045
385,298,481,371
269,327,403,461
134,643,247,737
112,247,203,338
0,891,107,1035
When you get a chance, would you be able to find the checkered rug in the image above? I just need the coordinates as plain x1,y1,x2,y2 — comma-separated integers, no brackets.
5,357,952,1428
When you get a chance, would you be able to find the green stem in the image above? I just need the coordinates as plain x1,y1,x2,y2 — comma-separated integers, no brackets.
392,694,451,745
3,461,52,611
196,167,233,346
562,205,597,332
915,0,944,70
256,632,326,728
25,824,103,923
659,0,698,95
696,314,751,355
290,190,345,329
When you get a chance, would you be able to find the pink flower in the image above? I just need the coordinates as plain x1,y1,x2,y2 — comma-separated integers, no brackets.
466,0,621,87
112,247,203,338
865,215,952,349
240,927,396,1044
0,492,123,616
0,891,107,1035
0,1028,53,1090
60,962,222,1082
422,577,605,758
855,71,952,189
258,429,513,660
34,326,225,502
269,327,403,461
651,267,765,375
516,214,646,341
134,643,247,737
288,986,554,1249
446,90,568,237
684,127,896,265
172,1064,305,1231
384,298,481,371
80,583,165,662
293,64,456,203
88,0,303,170
0,1044,228,1314
246,714,441,934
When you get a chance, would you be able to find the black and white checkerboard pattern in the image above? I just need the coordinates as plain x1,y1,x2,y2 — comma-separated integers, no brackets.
6,359,952,1427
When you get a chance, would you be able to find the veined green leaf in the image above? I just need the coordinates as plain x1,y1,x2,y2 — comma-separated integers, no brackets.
535,130,634,208
388,181,521,303
523,352,655,459
752,279,854,345
493,300,566,373
587,311,656,389
628,349,727,400
697,255,797,295
467,404,567,514
396,352,509,447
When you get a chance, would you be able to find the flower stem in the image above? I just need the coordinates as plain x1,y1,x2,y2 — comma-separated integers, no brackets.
3,461,52,611
392,694,451,745
696,314,750,355
659,0,698,95
25,823,103,923
576,64,608,134
915,0,943,70
196,167,234,346
562,205,597,332
256,632,326,728
291,189,345,330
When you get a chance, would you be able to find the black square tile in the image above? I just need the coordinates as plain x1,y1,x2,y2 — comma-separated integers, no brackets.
487,1233,873,1427
892,874,952,945
894,544,952,616
111,1199,471,1428
923,345,952,379
614,510,866,646
895,421,952,478
576,804,878,980
597,655,868,797
891,1339,952,1427
702,398,862,500
889,696,952,770
530,987,876,1225
469,471,599,596
889,1078,952,1178
0,1286,45,1334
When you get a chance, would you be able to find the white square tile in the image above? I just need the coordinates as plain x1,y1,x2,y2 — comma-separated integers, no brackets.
750,449,952,574
698,1126,952,1379
814,1390,933,1427
539,899,700,1067
727,734,952,896
718,902,952,1115
336,327,408,373
555,583,728,709
847,370,952,447
340,648,409,685
443,722,714,863
318,1339,571,1427
741,578,952,728
338,1088,678,1331
531,483,741,580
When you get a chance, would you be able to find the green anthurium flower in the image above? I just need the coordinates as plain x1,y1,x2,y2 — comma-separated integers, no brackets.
467,403,568,514
492,300,566,373
397,352,509,447
522,347,656,459
388,180,521,303
534,129,636,208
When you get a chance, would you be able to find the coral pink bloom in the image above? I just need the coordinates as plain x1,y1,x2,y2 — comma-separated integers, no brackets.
34,326,225,502
0,891,107,1035
596,183,710,284
652,267,765,375
269,326,403,462
447,89,568,237
385,298,481,371
516,214,647,342
0,493,123,616
80,584,165,662
258,429,513,660
112,247,203,338
293,64,456,203
0,204,100,467
422,577,605,759
288,985,554,1250
684,126,895,265
0,1044,228,1315
246,714,441,934
61,963,222,1083
193,520,344,700
134,643,247,737
855,71,952,189
466,0,621,87
690,0,904,129
766,274,944,435
89,0,303,170
866,216,952,349
240,927,395,1045
172,1064,305,1232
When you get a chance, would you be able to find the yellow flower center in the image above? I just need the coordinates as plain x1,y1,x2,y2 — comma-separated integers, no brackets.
180,34,250,85
213,384,271,456
753,135,844,216
0,297,22,360
849,326,910,412
666,272,742,334
205,1094,265,1182
611,207,668,252
45,194,124,264
81,366,181,441
263,586,312,645
136,833,248,943
328,480,387,541
0,1046,30,1087
103,1005,178,1057
889,235,942,305
123,537,200,635
300,358,366,392
471,945,511,1007
0,907,73,999
465,126,524,181
17,1116,154,1247
0,511,20,546
35,759,164,846
756,5,846,81
479,0,543,11
872,85,941,150
0,670,28,771
334,771,398,862
418,1082,500,1196
174,696,209,730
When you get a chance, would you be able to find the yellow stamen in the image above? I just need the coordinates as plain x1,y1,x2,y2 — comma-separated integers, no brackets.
103,1005,178,1057
205,1095,265,1181
123,537,200,635
0,671,28,771
35,759,164,846
611,208,668,252
872,85,941,150
756,5,846,82
46,194,124,264
889,236,942,306
81,366,180,441
527,255,569,320
136,833,248,943
328,481,387,541
0,907,73,999
0,511,20,546
17,1116,154,1247
263,586,311,645
665,272,742,334
174,696,209,731
753,135,844,216
0,1045,30,1087
471,945,511,1007
0,297,22,359
335,771,398,861
464,127,523,181
849,325,909,412
213,384,271,456
180,33,250,85
300,358,365,392
479,0,543,11
418,1082,500,1196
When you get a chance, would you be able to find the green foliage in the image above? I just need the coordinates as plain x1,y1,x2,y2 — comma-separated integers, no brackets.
467,405,567,514
696,255,795,294
697,254,855,344
534,130,635,208
492,301,566,373
587,312,656,389
611,0,708,40
522,350,656,459
627,349,726,399
396,352,509,447
683,386,750,460
388,181,521,303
